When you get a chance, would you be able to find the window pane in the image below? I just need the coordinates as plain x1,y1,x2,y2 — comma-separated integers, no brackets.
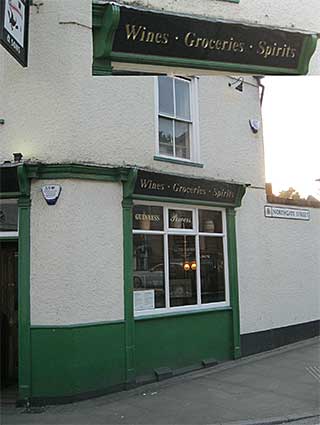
168,209,193,230
133,205,163,231
175,121,190,159
200,237,225,303
133,234,165,310
168,235,197,307
159,117,174,156
158,76,174,116
199,210,223,233
175,79,190,120
0,201,18,232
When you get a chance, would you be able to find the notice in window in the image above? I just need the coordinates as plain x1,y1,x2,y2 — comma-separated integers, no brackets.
134,290,155,311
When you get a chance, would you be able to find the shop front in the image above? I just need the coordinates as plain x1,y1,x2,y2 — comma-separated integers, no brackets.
0,163,246,404
128,170,247,383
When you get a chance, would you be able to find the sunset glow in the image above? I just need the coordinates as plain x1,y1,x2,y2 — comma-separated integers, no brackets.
262,76,320,199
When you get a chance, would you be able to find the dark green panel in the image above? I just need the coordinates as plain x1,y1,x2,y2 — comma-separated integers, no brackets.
31,322,125,397
135,310,233,378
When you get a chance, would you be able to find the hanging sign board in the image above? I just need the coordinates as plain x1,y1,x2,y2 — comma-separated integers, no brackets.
134,170,243,206
264,205,310,221
92,2,317,75
0,0,30,67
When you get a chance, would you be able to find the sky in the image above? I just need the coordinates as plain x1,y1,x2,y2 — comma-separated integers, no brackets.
262,76,320,199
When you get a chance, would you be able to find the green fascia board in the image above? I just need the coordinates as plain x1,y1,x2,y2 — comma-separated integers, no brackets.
109,48,315,76
24,163,132,182
133,192,246,209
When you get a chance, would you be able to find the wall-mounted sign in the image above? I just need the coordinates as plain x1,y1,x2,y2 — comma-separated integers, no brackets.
0,0,30,67
134,170,244,206
264,205,310,221
41,185,62,205
92,2,317,75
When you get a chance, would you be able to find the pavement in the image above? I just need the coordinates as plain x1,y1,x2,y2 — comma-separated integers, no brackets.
1,337,320,425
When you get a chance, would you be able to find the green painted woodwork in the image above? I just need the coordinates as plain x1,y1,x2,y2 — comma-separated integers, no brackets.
17,165,31,402
153,156,204,168
92,2,317,76
0,192,21,199
135,309,233,378
226,208,241,359
30,322,125,398
298,34,318,75
133,193,246,209
122,169,138,386
109,49,316,76
92,2,120,75
0,163,245,401
26,163,129,182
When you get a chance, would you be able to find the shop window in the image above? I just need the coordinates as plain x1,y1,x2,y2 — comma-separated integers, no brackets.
133,204,228,315
156,76,199,162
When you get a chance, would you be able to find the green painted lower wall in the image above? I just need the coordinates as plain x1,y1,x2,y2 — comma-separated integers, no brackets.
30,322,125,398
135,309,233,378
29,310,233,400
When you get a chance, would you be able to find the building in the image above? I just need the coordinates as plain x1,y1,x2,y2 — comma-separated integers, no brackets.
0,0,319,405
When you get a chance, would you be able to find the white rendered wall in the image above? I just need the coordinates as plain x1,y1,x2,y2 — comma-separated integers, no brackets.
30,179,124,325
119,0,320,33
237,188,320,334
0,37,265,186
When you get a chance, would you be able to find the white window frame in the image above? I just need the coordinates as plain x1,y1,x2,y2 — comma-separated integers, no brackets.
133,201,230,317
154,76,200,163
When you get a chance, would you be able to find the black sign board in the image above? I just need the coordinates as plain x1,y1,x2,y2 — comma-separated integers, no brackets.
134,170,242,205
0,0,30,67
112,5,308,70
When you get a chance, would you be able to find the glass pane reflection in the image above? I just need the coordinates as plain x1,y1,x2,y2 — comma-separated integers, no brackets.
168,235,197,307
133,234,165,309
159,77,174,116
159,117,174,156
175,121,190,159
200,236,225,303
175,79,190,120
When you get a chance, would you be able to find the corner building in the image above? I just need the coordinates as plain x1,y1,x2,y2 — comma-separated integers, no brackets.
0,0,319,405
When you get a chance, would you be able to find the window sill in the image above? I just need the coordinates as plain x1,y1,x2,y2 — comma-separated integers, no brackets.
154,155,204,168
135,305,232,321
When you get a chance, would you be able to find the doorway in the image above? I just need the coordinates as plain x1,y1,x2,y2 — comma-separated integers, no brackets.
0,241,18,392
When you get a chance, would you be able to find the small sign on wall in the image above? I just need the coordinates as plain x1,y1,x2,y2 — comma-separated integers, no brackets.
264,205,310,221
41,185,62,205
134,290,155,311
